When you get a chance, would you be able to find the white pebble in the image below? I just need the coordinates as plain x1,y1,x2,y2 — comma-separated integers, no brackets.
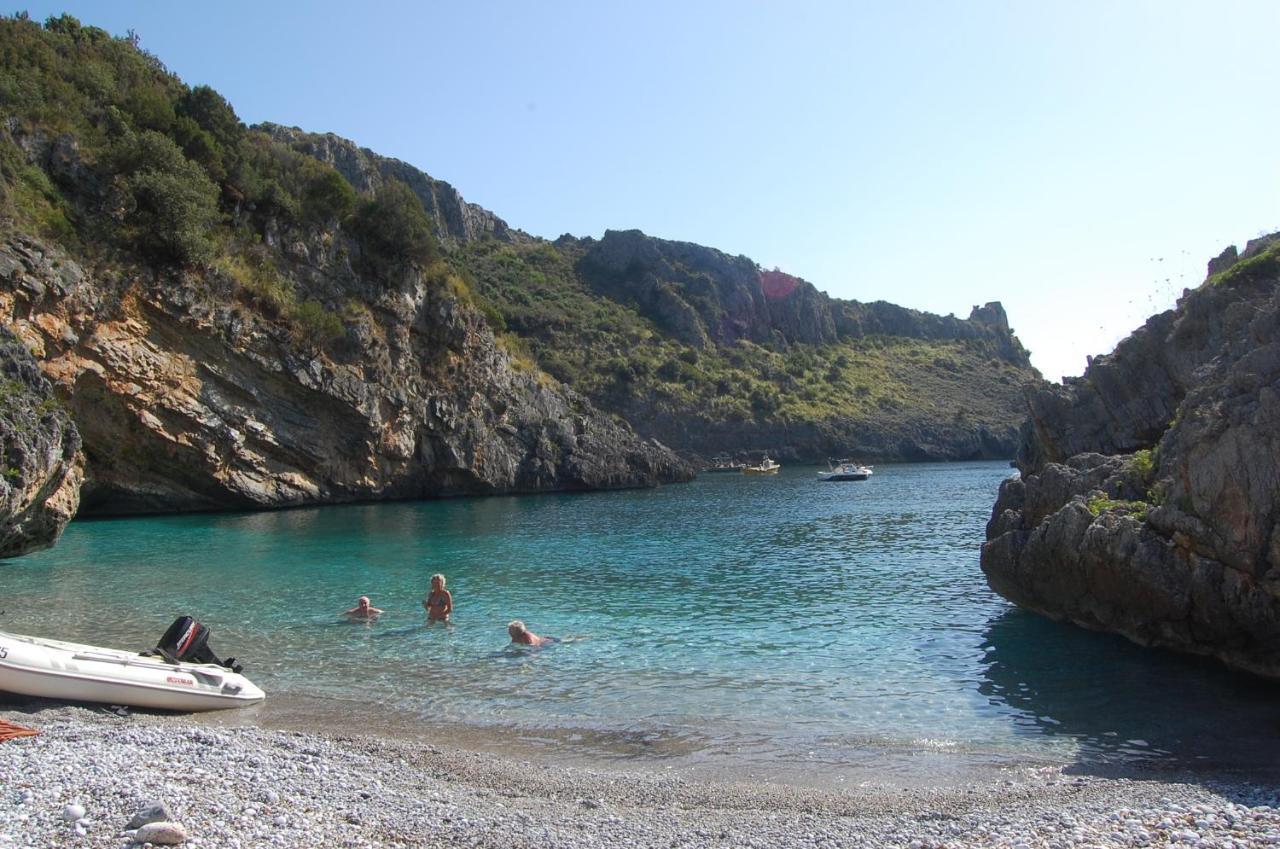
61,803,85,822
135,821,188,845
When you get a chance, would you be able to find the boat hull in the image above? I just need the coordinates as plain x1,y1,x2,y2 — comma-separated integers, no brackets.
0,630,265,712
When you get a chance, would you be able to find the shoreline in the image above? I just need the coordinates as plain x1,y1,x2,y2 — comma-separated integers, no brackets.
3,700,1279,848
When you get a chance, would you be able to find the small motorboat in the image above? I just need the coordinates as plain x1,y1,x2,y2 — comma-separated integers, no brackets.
818,459,873,481
0,617,265,712
743,455,781,475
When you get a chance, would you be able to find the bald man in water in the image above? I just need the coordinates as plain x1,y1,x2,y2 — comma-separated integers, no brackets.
344,596,384,621
507,620,552,646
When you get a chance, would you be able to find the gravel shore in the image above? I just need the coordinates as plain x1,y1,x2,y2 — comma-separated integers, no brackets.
2,702,1279,849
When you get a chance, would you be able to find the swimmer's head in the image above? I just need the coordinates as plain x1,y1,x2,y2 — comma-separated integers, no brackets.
431,573,446,589
507,620,526,637
358,596,370,607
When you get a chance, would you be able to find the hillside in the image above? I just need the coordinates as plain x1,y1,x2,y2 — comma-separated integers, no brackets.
265,122,1041,462
0,14,1037,539
0,13,688,530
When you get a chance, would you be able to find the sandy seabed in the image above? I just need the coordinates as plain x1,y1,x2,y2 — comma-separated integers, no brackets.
2,700,1279,849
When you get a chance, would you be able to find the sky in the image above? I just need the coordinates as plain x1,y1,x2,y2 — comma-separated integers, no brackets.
18,1,1280,381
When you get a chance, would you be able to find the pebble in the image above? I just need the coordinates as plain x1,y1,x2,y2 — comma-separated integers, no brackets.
62,803,86,822
135,821,189,845
2,707,1279,849
127,801,175,830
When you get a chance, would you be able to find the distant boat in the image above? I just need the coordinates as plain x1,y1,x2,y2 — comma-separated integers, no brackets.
817,459,873,481
743,456,781,475
704,453,745,473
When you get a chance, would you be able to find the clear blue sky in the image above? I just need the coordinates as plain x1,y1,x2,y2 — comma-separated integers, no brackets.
20,2,1280,380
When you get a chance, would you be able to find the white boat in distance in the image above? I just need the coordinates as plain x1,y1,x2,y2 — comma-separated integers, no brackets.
743,456,781,475
817,459,873,481
0,627,265,712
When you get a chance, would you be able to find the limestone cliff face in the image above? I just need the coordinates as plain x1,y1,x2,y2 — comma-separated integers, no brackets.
982,234,1280,677
0,235,690,517
0,323,81,555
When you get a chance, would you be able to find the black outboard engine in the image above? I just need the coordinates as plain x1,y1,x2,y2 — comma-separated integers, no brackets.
152,616,243,673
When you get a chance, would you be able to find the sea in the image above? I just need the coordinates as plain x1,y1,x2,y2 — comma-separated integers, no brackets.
4,461,1278,786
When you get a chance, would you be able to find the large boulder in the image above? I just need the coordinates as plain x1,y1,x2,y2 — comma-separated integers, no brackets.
982,235,1280,677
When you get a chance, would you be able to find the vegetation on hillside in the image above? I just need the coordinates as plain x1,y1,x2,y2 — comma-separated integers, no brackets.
0,13,1039,460
449,238,1032,446
0,13,443,344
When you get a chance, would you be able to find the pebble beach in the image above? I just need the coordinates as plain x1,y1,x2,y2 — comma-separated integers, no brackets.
3,703,1279,849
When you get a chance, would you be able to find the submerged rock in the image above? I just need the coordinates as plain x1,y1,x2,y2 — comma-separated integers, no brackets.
982,235,1280,677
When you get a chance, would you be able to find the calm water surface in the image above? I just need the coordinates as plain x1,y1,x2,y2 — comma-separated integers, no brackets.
4,461,1278,779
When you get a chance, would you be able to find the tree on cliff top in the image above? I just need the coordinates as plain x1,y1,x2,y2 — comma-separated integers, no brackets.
351,178,438,272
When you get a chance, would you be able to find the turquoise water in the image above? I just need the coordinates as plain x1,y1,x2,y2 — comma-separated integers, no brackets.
3,461,1278,777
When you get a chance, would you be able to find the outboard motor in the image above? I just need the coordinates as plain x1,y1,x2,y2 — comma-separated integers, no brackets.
152,616,243,673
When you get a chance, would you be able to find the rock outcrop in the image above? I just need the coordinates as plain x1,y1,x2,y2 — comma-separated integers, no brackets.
0,233,690,518
982,235,1280,677
262,124,524,246
0,322,81,555
579,229,1032,361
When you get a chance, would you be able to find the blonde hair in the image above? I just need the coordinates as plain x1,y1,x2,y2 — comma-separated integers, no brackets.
431,573,446,588
507,620,526,634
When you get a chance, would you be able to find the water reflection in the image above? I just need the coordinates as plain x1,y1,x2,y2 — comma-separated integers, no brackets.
980,608,1280,776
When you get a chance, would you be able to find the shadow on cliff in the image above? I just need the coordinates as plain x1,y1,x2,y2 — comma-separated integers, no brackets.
980,608,1280,782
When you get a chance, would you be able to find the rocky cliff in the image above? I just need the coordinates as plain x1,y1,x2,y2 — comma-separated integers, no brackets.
0,229,689,517
982,234,1280,677
0,323,80,555
580,229,1029,358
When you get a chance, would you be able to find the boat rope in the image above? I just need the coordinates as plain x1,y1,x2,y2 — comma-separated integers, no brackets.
0,718,39,743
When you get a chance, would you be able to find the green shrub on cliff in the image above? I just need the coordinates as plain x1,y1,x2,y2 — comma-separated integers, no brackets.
352,178,438,271
109,129,220,264
1212,240,1280,288
292,300,344,350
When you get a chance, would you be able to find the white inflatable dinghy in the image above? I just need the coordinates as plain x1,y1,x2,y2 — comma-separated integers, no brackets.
0,621,265,712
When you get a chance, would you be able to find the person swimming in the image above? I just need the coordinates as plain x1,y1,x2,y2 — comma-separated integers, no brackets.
422,573,453,622
507,619,554,647
343,596,384,622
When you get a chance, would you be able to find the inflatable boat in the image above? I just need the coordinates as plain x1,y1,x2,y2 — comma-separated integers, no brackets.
0,618,265,712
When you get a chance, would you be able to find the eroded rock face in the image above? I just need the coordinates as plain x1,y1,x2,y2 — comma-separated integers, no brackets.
0,323,81,557
982,236,1280,677
0,235,690,517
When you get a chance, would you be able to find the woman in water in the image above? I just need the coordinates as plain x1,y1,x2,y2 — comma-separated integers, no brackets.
423,573,453,622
